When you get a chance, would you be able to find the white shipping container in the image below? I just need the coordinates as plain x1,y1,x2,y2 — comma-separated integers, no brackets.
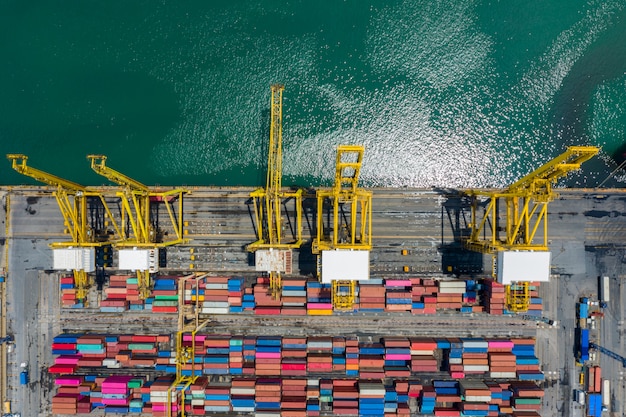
205,283,228,290
200,307,229,314
230,388,255,395
490,372,516,378
465,396,492,402
438,281,467,288
602,380,610,407
233,407,255,413
438,287,466,294
463,365,490,372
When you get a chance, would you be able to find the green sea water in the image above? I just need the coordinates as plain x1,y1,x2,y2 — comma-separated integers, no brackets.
1,0,625,188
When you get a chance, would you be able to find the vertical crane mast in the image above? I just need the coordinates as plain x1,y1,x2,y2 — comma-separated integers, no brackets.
266,84,284,245
464,146,598,312
88,155,187,299
7,154,122,304
247,85,303,299
313,145,372,310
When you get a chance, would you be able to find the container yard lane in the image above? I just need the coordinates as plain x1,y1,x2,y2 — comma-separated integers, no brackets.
1,186,626,416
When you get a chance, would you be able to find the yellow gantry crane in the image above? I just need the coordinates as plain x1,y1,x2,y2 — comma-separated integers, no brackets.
88,155,187,299
246,84,303,298
464,146,599,311
7,154,122,303
312,145,372,310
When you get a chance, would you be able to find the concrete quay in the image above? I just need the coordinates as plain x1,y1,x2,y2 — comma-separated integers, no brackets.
0,186,625,417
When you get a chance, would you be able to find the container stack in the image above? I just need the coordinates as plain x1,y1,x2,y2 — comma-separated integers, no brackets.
101,275,134,312
306,282,332,315
242,289,256,311
243,337,256,376
52,376,91,415
484,279,505,315
488,339,517,378
151,277,178,313
200,377,231,415
254,277,282,315
149,376,177,417
394,380,411,417
281,278,307,315
332,379,358,415
60,275,80,308
358,279,385,312
256,336,282,376
231,378,255,413
419,386,436,414
461,338,489,375
255,378,281,415
307,337,333,374
433,380,460,407
101,375,135,412
525,282,544,317
204,335,229,376
383,337,411,378
345,337,359,377
281,337,307,376
228,277,245,313
460,379,492,406
359,341,385,379
358,380,385,417
587,365,601,393
281,378,307,417
332,337,346,373
229,336,244,375
200,276,229,314
384,279,412,312
410,278,425,314
437,280,466,310
306,380,321,416
512,339,543,381
409,338,439,374
509,381,544,413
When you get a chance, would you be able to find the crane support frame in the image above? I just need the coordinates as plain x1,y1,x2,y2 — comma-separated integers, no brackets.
313,145,372,253
313,145,372,311
464,146,598,253
7,154,124,304
464,146,598,313
88,155,187,247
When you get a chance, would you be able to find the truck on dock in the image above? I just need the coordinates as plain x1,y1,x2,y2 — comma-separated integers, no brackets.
578,328,590,362
19,362,28,385
599,276,609,308
602,379,610,410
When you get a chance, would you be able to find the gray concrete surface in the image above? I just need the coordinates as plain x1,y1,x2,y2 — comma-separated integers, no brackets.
1,186,625,417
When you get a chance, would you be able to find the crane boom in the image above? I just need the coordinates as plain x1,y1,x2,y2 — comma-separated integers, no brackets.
7,154,123,303
590,343,626,367
88,154,149,192
8,154,86,191
465,146,599,253
87,155,187,299
247,85,303,299
464,145,598,312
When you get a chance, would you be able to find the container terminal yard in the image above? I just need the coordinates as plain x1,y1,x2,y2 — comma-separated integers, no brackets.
0,89,625,417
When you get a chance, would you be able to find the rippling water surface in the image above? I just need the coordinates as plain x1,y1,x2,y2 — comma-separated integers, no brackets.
1,1,625,187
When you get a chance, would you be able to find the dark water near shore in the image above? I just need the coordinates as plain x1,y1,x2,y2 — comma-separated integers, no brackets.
1,0,625,188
